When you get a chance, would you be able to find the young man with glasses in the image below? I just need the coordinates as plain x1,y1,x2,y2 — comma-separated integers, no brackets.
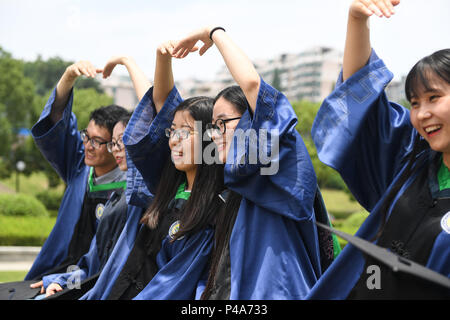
25,60,131,285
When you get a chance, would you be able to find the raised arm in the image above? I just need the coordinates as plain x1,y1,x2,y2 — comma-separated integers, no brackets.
52,61,102,124
102,56,152,102
152,41,177,113
343,0,400,81
173,27,260,113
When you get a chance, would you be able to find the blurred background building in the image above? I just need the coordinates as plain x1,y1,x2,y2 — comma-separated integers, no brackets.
100,46,406,109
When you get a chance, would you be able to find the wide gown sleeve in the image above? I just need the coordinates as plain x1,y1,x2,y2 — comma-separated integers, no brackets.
224,77,317,222
311,50,416,212
123,86,183,195
31,87,85,184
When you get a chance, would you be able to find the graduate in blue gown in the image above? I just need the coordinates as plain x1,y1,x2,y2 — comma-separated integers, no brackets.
26,60,131,283
308,0,450,299
36,113,153,299
172,26,325,299
82,41,223,300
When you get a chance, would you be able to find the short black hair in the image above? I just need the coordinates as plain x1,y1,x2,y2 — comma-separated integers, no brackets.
405,48,450,101
89,105,130,136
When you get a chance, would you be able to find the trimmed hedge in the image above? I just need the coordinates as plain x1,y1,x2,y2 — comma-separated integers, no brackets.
35,190,63,217
0,193,49,217
0,215,56,246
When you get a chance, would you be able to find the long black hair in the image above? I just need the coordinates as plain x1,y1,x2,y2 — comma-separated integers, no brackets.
373,48,450,240
201,86,250,300
140,96,225,240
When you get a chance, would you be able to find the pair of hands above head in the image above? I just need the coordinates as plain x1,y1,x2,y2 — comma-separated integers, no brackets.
63,55,135,82
157,26,221,60
350,0,400,20
68,25,222,81
163,0,402,59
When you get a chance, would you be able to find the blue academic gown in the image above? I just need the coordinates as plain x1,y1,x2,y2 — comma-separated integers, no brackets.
307,50,450,299
26,88,90,280
40,157,151,291
82,87,213,300
125,86,214,300
224,78,320,299
79,158,152,300
136,80,321,299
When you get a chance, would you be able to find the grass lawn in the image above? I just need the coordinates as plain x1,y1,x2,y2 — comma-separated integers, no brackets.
321,189,369,248
321,188,365,219
0,175,369,274
0,271,28,283
0,172,64,196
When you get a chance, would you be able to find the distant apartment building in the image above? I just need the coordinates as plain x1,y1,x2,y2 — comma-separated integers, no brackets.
100,75,139,111
175,78,227,99
215,46,343,103
102,47,411,108
385,76,407,104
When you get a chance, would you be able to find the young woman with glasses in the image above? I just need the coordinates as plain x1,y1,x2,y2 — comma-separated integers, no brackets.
82,41,225,300
172,26,327,299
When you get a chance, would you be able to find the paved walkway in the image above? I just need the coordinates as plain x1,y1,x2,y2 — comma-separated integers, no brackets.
0,246,40,271
0,182,14,194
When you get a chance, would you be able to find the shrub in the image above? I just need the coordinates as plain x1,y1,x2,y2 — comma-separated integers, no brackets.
0,215,56,246
35,190,63,212
0,193,49,217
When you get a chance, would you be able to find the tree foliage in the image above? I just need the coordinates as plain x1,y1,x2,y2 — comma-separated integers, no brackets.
0,47,110,187
71,88,113,130
23,55,104,96
0,47,36,131
292,100,347,190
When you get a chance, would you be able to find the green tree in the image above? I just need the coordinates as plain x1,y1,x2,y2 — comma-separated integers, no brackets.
0,103,12,158
291,99,348,190
0,47,38,180
0,47,112,188
71,88,114,130
271,68,282,91
292,100,320,139
24,56,104,96
0,47,36,132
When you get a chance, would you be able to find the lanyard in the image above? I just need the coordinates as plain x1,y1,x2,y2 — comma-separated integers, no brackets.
88,167,127,192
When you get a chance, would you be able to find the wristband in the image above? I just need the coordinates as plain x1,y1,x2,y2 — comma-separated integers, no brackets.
209,27,226,40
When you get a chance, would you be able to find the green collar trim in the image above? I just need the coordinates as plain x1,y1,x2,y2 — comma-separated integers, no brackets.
175,182,191,201
437,158,450,191
88,167,127,192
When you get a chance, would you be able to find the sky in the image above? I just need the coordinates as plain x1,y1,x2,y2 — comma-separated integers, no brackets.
1,0,449,82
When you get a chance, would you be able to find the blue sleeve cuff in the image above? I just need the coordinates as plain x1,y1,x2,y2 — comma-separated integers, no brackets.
42,273,68,289
124,86,182,194
312,49,395,160
31,87,75,140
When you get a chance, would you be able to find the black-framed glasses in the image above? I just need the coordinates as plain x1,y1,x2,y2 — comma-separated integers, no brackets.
165,128,196,141
107,137,124,153
205,117,241,138
80,129,109,150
